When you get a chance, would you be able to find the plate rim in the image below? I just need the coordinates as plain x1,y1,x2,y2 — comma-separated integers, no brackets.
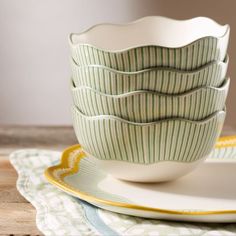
44,135,236,216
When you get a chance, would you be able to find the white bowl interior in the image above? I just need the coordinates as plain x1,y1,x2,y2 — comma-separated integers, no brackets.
70,16,229,50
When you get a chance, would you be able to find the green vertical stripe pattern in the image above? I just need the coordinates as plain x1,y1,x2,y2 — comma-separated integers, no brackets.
72,106,225,164
71,79,229,122
71,58,228,95
70,37,226,72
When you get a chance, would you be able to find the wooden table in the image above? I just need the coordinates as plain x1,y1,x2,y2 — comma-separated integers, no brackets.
0,126,77,236
0,125,235,235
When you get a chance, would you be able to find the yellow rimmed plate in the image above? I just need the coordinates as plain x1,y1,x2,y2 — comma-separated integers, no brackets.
45,136,236,222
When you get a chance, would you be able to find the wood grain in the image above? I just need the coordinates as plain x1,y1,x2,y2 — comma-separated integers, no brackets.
0,125,235,235
0,125,77,235
0,203,41,235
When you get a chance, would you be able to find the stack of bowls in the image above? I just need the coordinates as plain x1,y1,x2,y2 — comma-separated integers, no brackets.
69,16,230,182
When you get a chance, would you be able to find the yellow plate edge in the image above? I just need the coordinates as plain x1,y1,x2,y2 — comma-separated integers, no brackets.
44,135,236,216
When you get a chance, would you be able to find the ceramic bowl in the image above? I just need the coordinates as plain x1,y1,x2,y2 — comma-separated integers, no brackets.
70,16,228,50
71,78,229,122
69,16,229,71
71,56,228,95
72,106,225,182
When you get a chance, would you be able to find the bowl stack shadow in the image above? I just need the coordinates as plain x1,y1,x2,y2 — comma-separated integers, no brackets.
69,16,230,182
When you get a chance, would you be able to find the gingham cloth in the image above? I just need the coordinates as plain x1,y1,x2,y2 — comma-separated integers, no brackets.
10,149,236,236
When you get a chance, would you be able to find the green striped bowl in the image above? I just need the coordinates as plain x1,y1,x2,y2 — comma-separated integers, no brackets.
69,38,229,72
71,56,228,95
71,78,229,122
69,16,229,71
72,106,225,166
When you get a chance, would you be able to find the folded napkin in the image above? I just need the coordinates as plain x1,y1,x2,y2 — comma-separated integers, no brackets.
10,149,236,236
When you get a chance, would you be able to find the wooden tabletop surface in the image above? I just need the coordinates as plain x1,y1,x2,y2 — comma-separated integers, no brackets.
0,126,77,236
0,125,235,235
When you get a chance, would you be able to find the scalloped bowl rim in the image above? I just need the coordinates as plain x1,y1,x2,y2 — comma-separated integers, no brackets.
69,16,230,51
70,55,229,75
72,106,226,126
71,77,230,98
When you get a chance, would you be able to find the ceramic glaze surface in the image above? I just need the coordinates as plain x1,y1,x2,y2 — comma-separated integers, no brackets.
71,56,228,95
70,16,229,50
72,106,225,166
70,37,228,71
69,17,229,71
71,79,229,122
90,157,205,182
11,147,236,234
45,137,236,222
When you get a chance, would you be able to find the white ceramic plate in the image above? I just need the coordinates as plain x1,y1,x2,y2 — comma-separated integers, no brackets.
45,136,236,223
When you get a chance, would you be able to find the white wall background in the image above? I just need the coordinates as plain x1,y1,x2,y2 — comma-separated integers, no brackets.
0,0,235,126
